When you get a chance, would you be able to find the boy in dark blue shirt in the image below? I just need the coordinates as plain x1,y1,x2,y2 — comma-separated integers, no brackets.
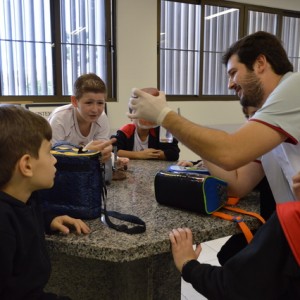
0,105,91,300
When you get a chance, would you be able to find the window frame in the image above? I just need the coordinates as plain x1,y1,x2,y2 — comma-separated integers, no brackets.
158,0,300,101
0,0,116,103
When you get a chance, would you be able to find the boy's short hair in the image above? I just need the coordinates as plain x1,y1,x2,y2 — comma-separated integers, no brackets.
0,105,52,189
73,73,107,99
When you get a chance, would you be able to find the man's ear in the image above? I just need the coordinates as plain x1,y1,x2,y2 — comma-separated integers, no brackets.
18,154,33,178
255,54,267,74
71,96,78,108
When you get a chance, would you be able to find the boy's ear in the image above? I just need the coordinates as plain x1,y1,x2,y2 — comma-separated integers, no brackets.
71,96,78,108
18,154,34,178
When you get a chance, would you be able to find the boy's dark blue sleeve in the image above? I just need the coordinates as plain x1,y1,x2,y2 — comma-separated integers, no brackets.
159,137,180,161
32,192,58,234
113,130,134,151
43,211,59,234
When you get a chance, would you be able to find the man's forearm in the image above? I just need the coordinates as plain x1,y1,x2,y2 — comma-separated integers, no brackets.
162,111,237,170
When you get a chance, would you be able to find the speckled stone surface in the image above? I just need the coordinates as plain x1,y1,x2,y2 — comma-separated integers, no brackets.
45,160,261,299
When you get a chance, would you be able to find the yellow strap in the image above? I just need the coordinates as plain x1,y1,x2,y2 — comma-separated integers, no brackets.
51,149,100,157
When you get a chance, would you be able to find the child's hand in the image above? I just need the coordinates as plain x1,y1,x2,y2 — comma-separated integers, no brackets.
292,172,300,199
157,149,165,160
50,215,91,235
138,148,162,159
169,228,202,273
117,157,129,170
84,138,115,162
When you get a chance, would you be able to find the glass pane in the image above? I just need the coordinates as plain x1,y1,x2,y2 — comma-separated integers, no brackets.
282,16,300,72
247,10,277,34
60,0,107,95
203,5,239,95
203,52,228,95
61,44,107,95
61,0,106,45
0,0,52,43
160,1,200,95
0,41,53,95
0,0,53,95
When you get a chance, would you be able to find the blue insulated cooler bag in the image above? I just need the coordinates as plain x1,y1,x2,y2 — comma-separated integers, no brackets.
39,143,102,219
154,171,228,214
39,143,146,234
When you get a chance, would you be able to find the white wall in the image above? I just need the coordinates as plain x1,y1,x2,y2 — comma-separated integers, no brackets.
108,0,300,160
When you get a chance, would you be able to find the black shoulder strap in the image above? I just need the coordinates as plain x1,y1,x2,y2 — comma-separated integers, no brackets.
99,161,146,234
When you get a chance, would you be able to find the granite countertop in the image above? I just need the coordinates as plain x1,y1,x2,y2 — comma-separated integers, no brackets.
45,160,261,263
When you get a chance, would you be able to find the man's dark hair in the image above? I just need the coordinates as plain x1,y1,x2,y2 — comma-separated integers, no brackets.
222,31,293,74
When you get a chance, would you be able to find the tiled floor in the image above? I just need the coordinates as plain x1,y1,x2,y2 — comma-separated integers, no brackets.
181,236,231,300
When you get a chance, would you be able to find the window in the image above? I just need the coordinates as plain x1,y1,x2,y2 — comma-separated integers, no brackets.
0,0,115,101
160,2,201,95
202,5,240,96
0,0,53,96
281,14,300,71
247,10,277,34
159,0,300,100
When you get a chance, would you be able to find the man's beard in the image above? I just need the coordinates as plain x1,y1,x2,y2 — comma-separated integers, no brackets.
239,71,264,109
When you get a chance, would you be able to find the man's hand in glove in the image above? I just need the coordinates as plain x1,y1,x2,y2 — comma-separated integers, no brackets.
128,88,172,125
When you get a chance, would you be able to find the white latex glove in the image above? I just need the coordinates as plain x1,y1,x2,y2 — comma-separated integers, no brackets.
128,88,172,125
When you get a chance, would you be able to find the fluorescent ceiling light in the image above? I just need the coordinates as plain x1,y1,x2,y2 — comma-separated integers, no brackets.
205,8,238,20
